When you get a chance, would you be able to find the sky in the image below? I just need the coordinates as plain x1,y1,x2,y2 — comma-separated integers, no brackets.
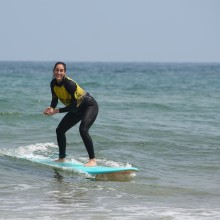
0,0,220,62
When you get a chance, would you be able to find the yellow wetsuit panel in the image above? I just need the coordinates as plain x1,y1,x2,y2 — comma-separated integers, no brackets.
53,85,72,106
52,77,86,107
74,83,86,107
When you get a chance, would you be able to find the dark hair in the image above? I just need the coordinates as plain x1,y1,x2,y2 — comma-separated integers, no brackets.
53,62,66,72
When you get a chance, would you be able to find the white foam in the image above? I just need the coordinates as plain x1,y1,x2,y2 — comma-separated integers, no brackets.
113,205,220,220
96,158,133,168
0,142,57,160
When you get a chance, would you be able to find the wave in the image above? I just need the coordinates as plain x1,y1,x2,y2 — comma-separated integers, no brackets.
0,112,49,120
0,143,132,169
144,102,173,111
0,111,21,116
0,142,57,159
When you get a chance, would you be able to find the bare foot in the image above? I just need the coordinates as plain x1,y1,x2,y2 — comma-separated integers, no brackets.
85,159,97,167
54,158,65,163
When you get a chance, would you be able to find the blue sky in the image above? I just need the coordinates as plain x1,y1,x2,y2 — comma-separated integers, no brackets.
0,0,219,62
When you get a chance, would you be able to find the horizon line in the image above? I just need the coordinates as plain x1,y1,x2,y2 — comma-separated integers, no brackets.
0,60,220,64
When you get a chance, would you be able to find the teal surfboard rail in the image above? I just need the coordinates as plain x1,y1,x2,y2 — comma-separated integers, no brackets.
31,158,139,175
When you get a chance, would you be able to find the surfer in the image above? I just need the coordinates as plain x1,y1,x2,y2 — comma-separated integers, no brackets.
43,62,99,167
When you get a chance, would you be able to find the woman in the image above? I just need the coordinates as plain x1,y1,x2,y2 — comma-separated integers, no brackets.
43,62,99,166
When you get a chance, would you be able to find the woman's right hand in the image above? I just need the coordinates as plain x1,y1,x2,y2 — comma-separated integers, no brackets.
43,107,59,116
43,107,53,116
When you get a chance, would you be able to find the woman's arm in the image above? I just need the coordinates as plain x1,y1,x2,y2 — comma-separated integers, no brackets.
43,81,59,116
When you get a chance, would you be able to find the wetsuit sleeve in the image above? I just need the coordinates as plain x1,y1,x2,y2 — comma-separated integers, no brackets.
58,79,78,113
50,81,58,108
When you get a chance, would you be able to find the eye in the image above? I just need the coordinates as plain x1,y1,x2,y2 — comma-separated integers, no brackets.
55,68,64,72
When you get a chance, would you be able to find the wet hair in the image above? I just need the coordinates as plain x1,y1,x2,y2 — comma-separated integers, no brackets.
53,62,66,72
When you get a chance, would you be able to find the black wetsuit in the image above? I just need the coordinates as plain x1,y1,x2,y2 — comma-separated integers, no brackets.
50,76,98,159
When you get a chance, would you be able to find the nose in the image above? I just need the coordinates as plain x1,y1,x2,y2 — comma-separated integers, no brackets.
56,70,62,74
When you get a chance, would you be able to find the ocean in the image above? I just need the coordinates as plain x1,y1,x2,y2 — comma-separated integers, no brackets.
0,61,219,220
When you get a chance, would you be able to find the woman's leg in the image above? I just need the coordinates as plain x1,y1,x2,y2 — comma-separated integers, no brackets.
56,112,81,159
79,99,99,161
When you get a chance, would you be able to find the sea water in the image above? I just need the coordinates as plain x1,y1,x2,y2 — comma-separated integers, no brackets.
0,61,220,219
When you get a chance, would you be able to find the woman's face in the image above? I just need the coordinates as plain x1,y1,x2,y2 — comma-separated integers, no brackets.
53,64,66,82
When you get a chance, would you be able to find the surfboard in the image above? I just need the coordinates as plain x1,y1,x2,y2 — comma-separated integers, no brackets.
0,147,139,181
30,158,138,174
29,157,139,181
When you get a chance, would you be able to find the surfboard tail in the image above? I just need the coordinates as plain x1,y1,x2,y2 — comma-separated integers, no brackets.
95,170,137,181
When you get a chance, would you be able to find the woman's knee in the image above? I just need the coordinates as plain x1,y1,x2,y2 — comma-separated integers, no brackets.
56,126,65,135
79,125,89,137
